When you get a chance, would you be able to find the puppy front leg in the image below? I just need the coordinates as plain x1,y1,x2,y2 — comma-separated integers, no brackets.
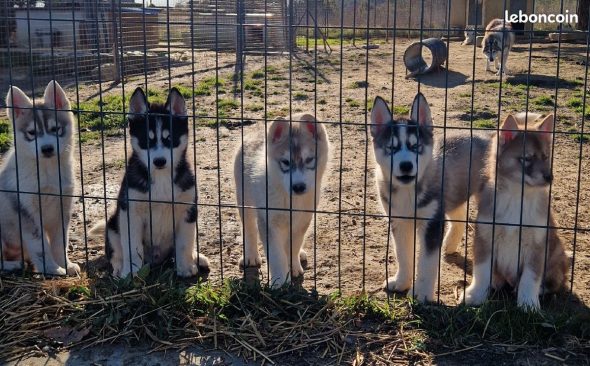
239,207,262,268
260,221,289,288
411,216,444,303
47,196,79,275
461,222,493,305
384,220,414,293
25,230,65,276
174,218,206,278
517,262,542,311
118,209,144,278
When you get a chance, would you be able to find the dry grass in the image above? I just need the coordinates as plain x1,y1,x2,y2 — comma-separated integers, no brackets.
0,269,424,364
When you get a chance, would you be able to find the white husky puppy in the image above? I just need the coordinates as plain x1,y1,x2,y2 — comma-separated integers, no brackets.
0,81,79,276
234,114,330,287
94,87,209,278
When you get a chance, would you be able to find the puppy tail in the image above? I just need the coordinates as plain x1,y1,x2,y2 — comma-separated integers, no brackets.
88,222,106,238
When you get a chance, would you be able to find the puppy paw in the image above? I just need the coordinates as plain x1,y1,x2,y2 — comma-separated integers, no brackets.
176,263,199,278
195,252,210,271
66,262,81,276
299,250,308,269
239,254,262,269
461,285,488,306
407,286,435,303
44,266,67,276
291,263,304,279
383,276,411,294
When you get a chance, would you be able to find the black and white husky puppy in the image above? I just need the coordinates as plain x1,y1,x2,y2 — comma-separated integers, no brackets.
371,93,443,302
0,81,79,275
99,87,209,277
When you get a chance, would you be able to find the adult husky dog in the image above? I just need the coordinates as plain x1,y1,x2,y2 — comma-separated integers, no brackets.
462,113,569,310
234,114,330,288
482,18,515,76
371,93,490,302
97,87,209,278
0,81,79,276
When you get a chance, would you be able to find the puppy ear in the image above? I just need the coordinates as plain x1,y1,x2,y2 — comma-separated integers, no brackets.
536,114,554,142
500,114,519,145
43,80,70,111
165,88,187,117
128,87,148,116
410,93,432,127
269,117,287,143
370,96,391,137
6,85,33,120
297,113,318,138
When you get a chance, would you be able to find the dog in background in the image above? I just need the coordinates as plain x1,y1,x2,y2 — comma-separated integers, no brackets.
92,87,209,278
482,18,515,76
234,113,330,288
462,25,476,45
0,81,79,276
462,113,569,310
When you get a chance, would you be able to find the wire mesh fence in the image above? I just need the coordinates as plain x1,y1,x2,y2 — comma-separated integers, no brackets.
0,0,588,310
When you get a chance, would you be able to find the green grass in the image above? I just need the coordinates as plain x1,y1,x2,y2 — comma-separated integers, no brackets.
0,119,12,153
346,97,361,108
392,105,410,116
474,119,497,129
532,95,554,107
293,92,308,101
245,103,264,112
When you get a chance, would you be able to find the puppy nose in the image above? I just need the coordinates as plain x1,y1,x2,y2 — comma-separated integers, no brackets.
544,173,553,183
153,158,167,168
399,161,413,174
292,183,307,194
41,145,54,157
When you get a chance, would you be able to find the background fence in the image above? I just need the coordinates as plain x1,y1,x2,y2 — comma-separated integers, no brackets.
0,0,589,307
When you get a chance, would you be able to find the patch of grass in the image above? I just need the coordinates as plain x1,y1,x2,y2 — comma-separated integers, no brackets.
245,103,264,112
195,76,227,96
349,80,369,89
250,70,265,79
392,105,410,116
346,98,361,108
0,119,12,153
474,119,497,129
293,92,308,101
243,79,264,97
532,95,554,107
1,272,588,364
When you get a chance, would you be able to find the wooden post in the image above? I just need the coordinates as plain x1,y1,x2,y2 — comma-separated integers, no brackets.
111,0,120,83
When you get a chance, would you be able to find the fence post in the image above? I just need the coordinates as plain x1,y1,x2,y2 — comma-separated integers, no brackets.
111,0,120,83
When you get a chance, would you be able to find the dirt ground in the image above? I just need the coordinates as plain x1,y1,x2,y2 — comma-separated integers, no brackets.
1,38,589,308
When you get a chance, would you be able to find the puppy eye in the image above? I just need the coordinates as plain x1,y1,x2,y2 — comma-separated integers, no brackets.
49,126,62,134
280,159,290,166
305,157,315,164
27,129,36,136
410,144,421,151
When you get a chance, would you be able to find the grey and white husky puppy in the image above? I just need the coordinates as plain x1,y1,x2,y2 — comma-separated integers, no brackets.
371,93,490,302
234,114,330,288
0,81,79,275
97,87,209,278
462,113,569,310
482,18,515,76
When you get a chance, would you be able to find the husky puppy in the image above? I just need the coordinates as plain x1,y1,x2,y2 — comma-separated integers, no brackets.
0,81,79,276
371,93,443,302
482,18,515,76
234,114,330,288
462,113,569,310
101,87,209,278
